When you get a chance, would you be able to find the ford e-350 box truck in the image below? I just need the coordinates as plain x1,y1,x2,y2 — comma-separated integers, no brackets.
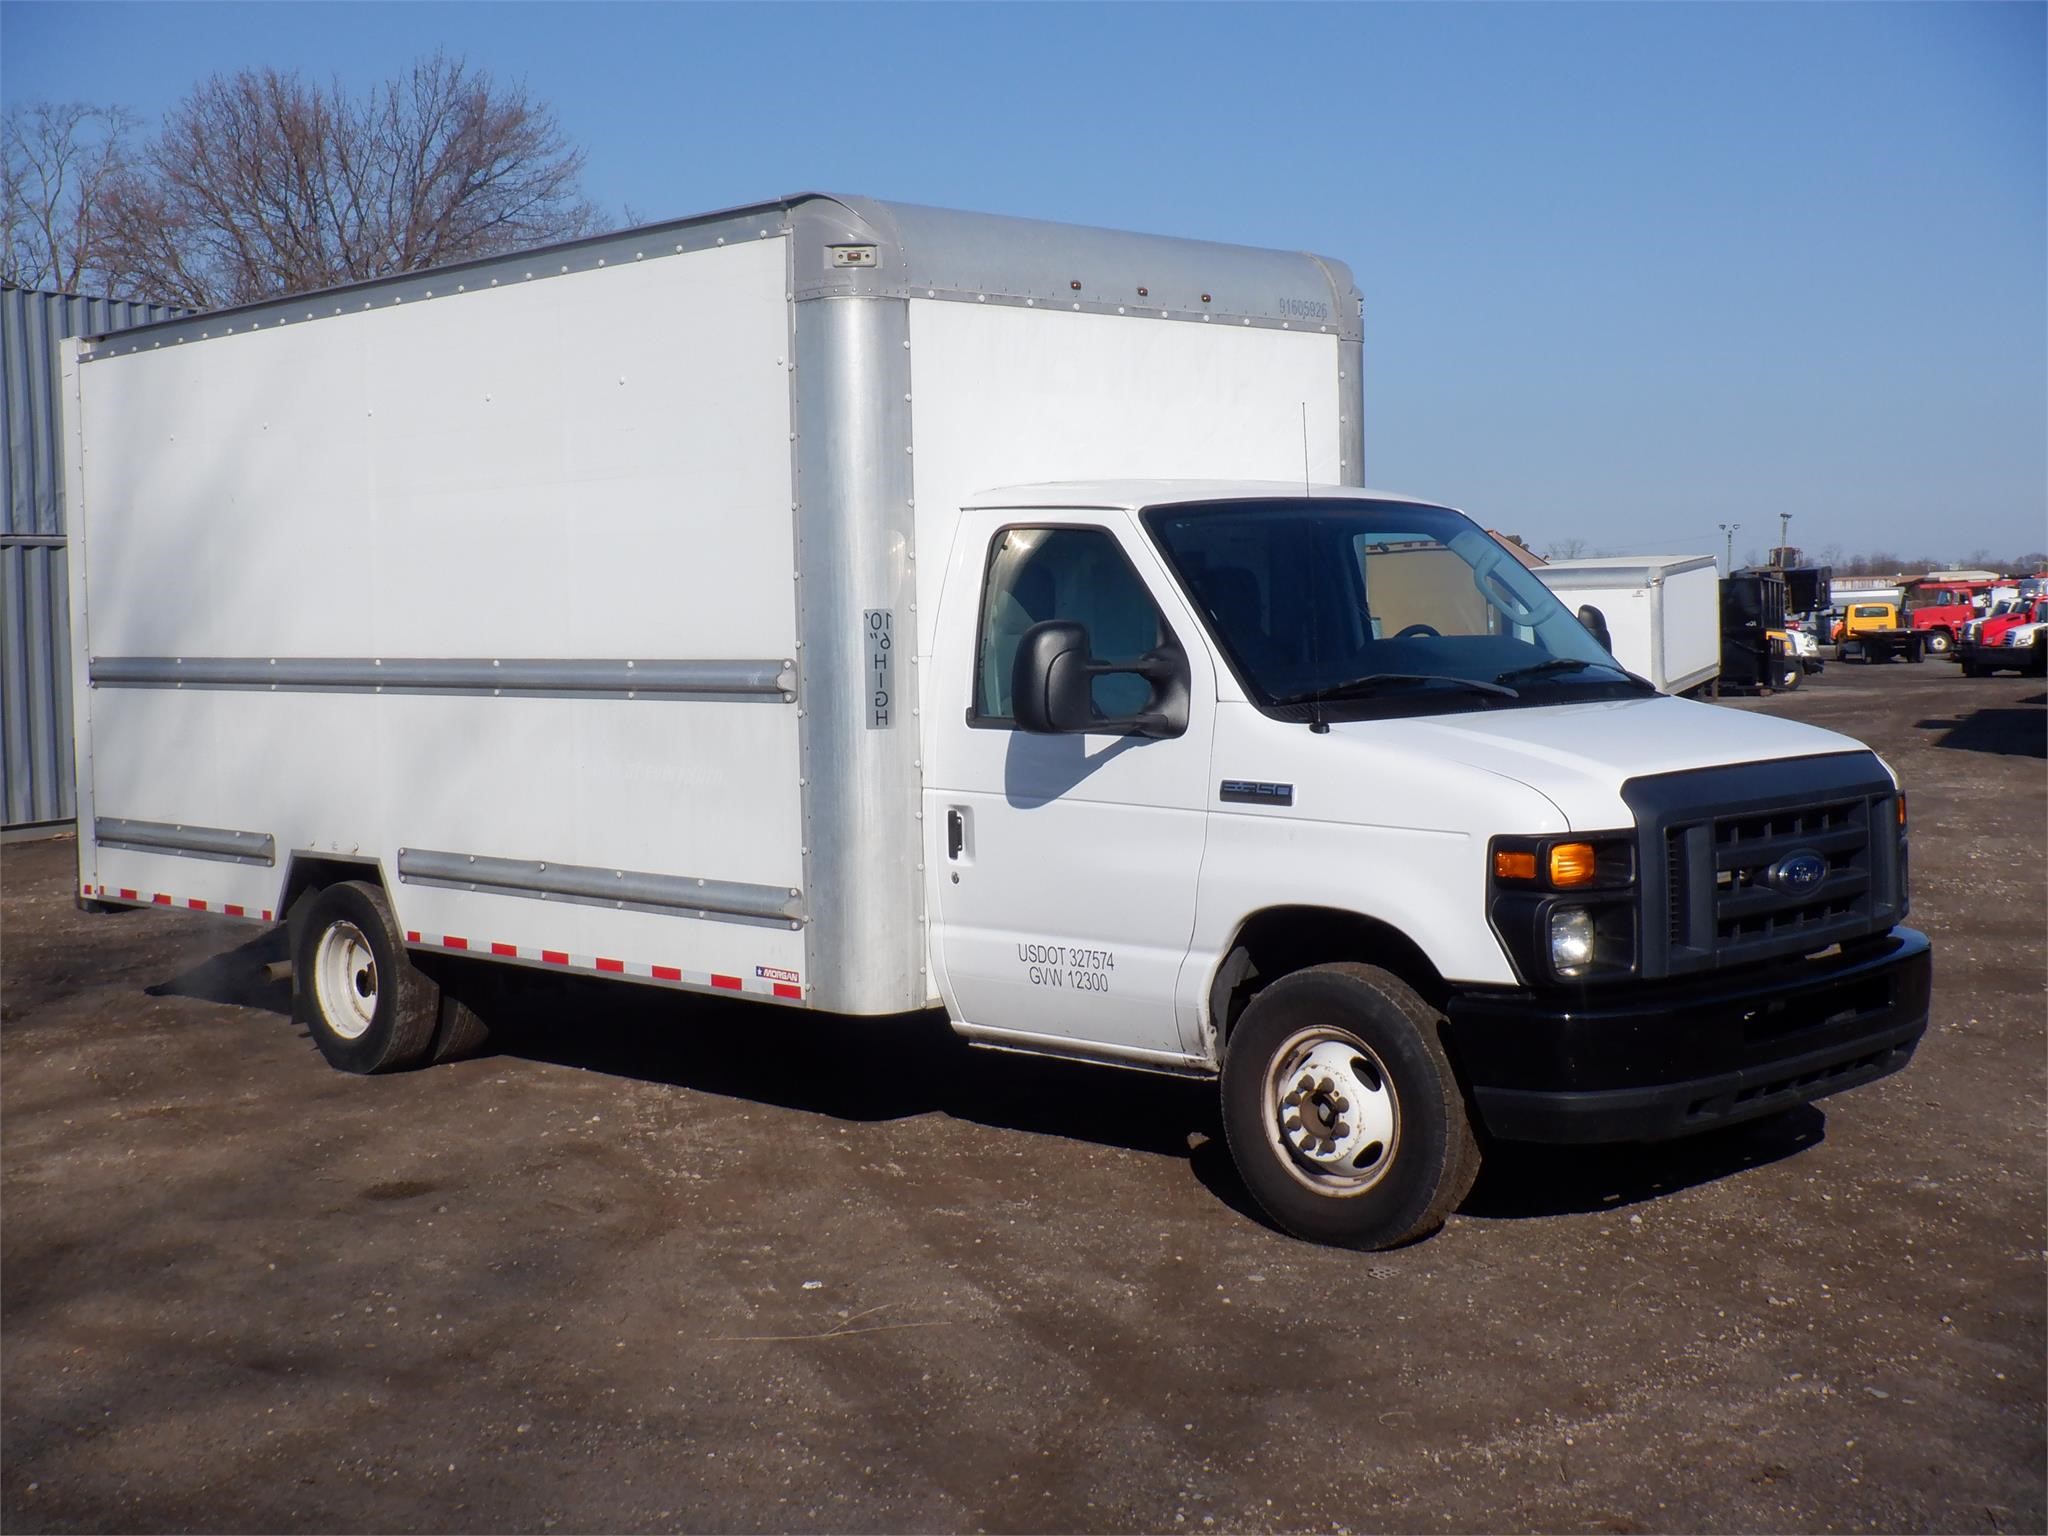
63,195,1930,1248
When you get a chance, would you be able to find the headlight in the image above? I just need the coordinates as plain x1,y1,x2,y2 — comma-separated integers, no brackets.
1549,908,1598,976
1488,833,1638,984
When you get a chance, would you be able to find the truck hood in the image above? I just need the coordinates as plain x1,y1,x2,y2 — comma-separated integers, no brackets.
1335,693,1880,829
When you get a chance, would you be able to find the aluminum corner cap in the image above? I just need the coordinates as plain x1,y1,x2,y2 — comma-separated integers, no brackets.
786,193,1362,339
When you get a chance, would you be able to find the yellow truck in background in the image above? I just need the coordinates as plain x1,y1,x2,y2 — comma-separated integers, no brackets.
1836,602,1926,664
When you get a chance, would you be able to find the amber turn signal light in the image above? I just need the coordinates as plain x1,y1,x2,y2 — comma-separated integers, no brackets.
1548,842,1598,887
1494,850,1538,881
1897,793,1908,828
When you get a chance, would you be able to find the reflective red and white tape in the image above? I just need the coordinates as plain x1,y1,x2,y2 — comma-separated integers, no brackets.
404,931,803,999
85,884,273,921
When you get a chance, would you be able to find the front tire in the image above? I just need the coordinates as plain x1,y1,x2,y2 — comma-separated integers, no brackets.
1221,963,1479,1249
1923,630,1952,655
293,881,440,1074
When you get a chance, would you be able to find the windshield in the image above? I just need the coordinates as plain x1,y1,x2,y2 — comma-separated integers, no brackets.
1144,498,1643,718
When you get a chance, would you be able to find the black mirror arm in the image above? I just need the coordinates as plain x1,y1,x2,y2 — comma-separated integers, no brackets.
1087,642,1190,738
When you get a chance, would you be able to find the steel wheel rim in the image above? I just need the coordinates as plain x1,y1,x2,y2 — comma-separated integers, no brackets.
313,920,379,1040
1262,1027,1400,1196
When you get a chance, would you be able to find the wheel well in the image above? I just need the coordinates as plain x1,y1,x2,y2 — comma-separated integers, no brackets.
1208,907,1448,1048
278,854,384,936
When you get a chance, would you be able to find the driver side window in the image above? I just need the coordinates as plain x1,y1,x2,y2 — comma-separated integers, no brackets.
974,526,1167,722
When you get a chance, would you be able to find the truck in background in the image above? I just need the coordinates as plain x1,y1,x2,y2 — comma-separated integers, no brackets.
1838,601,1926,665
1961,598,2048,676
1531,555,1720,695
1911,581,1999,656
60,195,1932,1250
1718,570,1801,691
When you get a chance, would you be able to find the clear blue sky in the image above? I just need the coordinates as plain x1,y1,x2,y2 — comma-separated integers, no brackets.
5,1,2042,563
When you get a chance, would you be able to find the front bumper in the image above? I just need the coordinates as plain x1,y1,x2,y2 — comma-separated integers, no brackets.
1443,928,1931,1143
1965,642,2046,674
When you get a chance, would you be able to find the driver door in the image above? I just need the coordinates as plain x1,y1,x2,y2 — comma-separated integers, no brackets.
926,516,1216,1063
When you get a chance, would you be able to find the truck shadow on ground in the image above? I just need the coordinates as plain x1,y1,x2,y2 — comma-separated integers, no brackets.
1914,699,2048,759
1456,1105,1825,1220
147,943,1829,1234
144,925,291,1011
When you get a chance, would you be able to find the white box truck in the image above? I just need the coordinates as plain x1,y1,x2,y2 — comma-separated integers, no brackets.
1533,554,1721,695
63,196,1930,1248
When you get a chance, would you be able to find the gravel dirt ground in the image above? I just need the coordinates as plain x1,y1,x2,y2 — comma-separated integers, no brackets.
2,661,2042,1534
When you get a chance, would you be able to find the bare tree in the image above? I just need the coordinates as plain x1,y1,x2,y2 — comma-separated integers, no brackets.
99,53,597,309
1544,537,1589,560
2,102,139,293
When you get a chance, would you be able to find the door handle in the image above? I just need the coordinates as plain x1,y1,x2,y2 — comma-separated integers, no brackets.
947,807,966,861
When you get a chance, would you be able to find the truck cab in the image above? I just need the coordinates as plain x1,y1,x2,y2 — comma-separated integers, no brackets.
924,483,1929,1246
1839,601,1925,665
1910,588,1983,655
1961,598,2048,676
1963,601,2048,677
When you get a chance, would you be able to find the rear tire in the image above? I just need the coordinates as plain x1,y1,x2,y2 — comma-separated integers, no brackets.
292,881,440,1074
1221,963,1479,1249
426,970,493,1065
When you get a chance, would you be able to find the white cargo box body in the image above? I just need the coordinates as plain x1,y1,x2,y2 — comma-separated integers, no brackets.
64,195,1362,1015
1533,554,1721,695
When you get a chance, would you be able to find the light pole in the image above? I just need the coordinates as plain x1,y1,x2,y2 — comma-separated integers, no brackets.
1719,522,1741,574
1778,512,1792,566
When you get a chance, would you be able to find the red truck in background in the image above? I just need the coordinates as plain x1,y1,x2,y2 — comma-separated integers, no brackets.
1910,582,2001,656
1960,597,2048,676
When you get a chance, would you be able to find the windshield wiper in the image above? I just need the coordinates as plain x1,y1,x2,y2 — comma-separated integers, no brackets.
1494,656,1644,688
1274,673,1520,706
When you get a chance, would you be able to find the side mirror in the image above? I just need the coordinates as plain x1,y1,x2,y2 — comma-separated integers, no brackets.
1011,620,1188,738
1577,604,1613,653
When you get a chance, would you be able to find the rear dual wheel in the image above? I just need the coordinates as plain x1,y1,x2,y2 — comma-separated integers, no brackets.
292,881,490,1072
1221,964,1479,1249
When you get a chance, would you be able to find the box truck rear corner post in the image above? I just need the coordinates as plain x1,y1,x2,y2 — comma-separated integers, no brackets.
64,195,1931,1249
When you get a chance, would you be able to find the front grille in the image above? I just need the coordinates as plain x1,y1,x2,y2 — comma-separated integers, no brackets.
1709,796,1871,958
1626,753,1904,979
1665,830,1688,947
1682,1043,1910,1128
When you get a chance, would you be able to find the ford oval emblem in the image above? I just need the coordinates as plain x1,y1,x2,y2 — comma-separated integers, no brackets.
1771,850,1829,894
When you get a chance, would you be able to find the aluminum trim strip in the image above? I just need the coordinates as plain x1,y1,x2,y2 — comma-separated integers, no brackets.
395,848,805,925
78,195,1363,358
90,656,796,700
95,816,275,866
953,1020,1217,1077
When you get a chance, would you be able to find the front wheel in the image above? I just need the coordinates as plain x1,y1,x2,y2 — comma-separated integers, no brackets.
1778,663,1801,690
1923,630,1952,655
1221,963,1479,1248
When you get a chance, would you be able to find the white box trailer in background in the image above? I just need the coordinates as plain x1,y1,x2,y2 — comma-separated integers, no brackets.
64,195,1932,1251
1533,555,1721,695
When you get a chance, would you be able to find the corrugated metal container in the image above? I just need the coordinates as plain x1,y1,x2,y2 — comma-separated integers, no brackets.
3,287,186,830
